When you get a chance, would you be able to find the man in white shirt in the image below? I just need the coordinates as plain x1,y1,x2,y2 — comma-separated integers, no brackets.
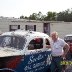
49,31,69,72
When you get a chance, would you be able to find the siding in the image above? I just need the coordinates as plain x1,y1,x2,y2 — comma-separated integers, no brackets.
0,17,72,39
50,22,72,39
0,18,43,33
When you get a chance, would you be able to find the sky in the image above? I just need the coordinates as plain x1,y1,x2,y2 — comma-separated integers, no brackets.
0,0,72,18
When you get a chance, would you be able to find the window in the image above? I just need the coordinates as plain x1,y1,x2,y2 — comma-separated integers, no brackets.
28,38,43,50
25,25,36,31
9,25,20,31
45,39,50,45
64,36,72,41
45,38,50,48
0,36,26,50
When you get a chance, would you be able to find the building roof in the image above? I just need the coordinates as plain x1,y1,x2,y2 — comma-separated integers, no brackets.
0,16,64,23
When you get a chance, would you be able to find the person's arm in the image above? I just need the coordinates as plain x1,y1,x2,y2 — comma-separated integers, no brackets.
63,43,70,58
46,45,51,48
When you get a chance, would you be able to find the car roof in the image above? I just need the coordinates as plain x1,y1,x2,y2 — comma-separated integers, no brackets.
1,30,49,38
65,34,72,37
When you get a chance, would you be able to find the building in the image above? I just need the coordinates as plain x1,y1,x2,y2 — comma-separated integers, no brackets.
0,17,72,39
50,21,72,39
0,17,50,35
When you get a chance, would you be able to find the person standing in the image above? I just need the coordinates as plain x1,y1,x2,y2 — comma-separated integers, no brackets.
49,31,70,72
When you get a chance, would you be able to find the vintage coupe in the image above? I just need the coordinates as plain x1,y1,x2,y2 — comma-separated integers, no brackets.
0,30,51,72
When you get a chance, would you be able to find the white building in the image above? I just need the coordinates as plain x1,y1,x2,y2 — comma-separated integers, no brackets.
0,17,72,39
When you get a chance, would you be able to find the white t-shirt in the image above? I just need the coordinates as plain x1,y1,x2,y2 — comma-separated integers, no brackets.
50,38,66,56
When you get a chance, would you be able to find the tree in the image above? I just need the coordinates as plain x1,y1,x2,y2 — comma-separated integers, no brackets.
19,8,72,22
29,12,45,21
57,8,72,22
44,12,56,21
29,13,37,20
37,11,44,20
20,15,24,19
24,16,28,19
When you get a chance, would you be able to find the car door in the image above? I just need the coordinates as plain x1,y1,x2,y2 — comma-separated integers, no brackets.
22,37,50,72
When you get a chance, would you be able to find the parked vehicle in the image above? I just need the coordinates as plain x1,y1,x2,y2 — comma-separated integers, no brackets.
64,34,72,60
0,30,51,72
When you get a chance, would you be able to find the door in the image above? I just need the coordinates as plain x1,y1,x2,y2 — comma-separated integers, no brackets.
22,37,51,72
24,38,46,72
43,23,50,35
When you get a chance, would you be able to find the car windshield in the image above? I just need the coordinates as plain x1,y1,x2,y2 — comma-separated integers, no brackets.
0,35,26,50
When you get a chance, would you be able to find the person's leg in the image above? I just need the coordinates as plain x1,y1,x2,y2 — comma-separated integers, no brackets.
55,57,63,72
66,51,72,60
51,57,56,72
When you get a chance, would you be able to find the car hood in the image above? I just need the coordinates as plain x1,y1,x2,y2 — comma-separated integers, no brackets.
0,47,22,57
